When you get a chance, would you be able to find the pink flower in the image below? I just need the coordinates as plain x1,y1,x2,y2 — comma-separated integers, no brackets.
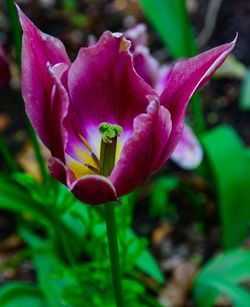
125,24,203,169
17,7,235,205
0,44,10,88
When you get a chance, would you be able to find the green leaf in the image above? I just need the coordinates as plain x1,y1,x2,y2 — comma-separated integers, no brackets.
127,230,165,284
149,176,178,218
240,69,250,111
193,249,250,307
0,282,45,306
139,0,197,58
202,125,250,249
32,248,74,307
0,175,84,263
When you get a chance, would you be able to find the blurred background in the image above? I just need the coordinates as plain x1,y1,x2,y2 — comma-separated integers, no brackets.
0,1,250,306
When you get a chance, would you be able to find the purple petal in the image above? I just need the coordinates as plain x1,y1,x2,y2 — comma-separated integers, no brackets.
132,46,159,88
171,124,203,169
47,63,69,161
0,44,10,88
155,64,174,95
150,101,172,172
125,24,159,88
160,37,236,160
66,31,156,160
49,157,117,205
70,175,117,205
17,6,70,159
125,24,148,50
48,157,75,186
109,97,172,196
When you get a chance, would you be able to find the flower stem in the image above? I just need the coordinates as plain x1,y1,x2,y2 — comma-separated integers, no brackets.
191,93,206,136
99,127,124,307
104,202,124,307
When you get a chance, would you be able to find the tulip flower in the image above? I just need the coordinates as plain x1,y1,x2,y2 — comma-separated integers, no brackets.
17,7,235,205
0,44,10,88
125,24,203,169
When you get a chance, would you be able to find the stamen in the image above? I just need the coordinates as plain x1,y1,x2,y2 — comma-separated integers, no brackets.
91,152,100,168
84,163,100,173
79,134,93,153
79,134,100,169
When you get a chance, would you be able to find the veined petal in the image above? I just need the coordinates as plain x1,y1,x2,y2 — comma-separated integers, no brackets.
160,37,236,160
171,124,203,169
70,175,117,205
66,30,156,160
17,6,70,158
109,98,172,196
0,44,10,88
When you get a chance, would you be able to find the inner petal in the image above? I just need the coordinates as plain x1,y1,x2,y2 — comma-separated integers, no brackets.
65,123,131,179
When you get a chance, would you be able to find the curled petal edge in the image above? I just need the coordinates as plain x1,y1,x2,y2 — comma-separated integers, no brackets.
48,158,118,205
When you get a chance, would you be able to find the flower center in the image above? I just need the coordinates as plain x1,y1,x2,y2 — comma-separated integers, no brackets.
70,123,123,178
98,122,123,176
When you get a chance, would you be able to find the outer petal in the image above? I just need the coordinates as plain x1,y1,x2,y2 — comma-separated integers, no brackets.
0,44,10,88
48,158,117,205
149,97,172,172
159,38,236,161
109,98,172,197
155,64,174,95
66,31,156,159
48,157,75,186
171,124,203,169
46,63,70,161
132,46,159,88
125,24,159,88
17,6,70,159
70,175,117,205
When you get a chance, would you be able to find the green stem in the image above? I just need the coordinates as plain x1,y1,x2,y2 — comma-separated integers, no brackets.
104,202,124,307
5,0,47,182
99,126,124,307
191,93,206,136
0,134,18,172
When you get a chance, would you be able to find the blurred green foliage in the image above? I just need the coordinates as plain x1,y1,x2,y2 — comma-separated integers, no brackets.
0,174,163,306
202,125,250,249
139,0,197,58
194,249,250,307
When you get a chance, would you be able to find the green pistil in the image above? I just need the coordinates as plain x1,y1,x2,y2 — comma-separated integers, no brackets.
99,122,123,177
99,122,123,144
